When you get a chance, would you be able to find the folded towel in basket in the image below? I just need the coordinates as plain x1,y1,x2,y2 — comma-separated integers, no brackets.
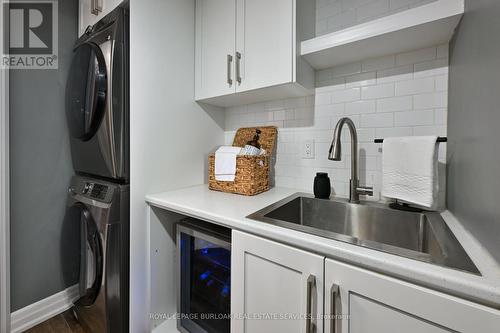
214,146,243,182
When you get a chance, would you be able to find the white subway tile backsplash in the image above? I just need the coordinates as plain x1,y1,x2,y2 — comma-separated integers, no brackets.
316,93,332,105
315,117,334,130
273,110,286,121
316,104,345,118
327,10,357,32
361,112,394,127
284,97,309,109
376,96,413,112
345,100,376,115
413,91,447,109
317,0,437,36
317,1,342,20
223,42,448,201
395,109,434,126
435,75,448,92
395,77,434,95
332,88,361,103
255,111,274,123
413,58,448,78
332,62,363,78
434,108,447,125
361,83,395,99
357,0,390,22
375,126,413,137
389,0,415,10
316,19,328,35
413,125,447,136
376,65,413,83
342,0,373,10
436,44,449,59
294,107,314,120
240,112,256,123
396,47,437,66
345,71,377,88
362,55,396,72
264,99,285,111
356,128,376,142
316,68,333,82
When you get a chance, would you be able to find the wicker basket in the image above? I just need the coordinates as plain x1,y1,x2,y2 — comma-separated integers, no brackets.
209,126,277,196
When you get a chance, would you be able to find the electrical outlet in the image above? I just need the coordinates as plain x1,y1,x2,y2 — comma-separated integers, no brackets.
301,140,315,159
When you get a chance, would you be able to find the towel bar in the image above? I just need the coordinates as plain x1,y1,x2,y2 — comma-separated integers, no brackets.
374,137,447,143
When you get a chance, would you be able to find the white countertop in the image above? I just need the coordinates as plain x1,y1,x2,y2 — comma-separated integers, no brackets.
146,185,500,309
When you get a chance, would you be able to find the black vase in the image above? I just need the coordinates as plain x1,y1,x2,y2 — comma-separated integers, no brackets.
314,172,331,199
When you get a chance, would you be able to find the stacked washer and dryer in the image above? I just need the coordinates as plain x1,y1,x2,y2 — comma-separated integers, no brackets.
65,4,129,333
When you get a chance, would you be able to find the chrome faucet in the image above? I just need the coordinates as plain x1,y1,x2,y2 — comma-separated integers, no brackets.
329,117,373,203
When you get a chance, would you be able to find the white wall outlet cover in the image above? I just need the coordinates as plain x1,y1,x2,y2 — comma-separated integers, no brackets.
301,140,315,159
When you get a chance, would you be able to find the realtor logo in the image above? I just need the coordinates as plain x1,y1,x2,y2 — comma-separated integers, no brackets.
2,0,58,69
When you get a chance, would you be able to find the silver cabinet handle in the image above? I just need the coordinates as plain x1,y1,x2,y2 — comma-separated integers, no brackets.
306,275,316,333
331,284,339,333
227,54,233,86
236,52,242,84
91,0,102,15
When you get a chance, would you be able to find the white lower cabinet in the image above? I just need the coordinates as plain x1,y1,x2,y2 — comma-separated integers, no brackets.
231,230,324,333
232,230,500,333
325,258,500,333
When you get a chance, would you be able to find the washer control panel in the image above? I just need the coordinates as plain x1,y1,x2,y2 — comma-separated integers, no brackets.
71,178,115,202
88,183,109,200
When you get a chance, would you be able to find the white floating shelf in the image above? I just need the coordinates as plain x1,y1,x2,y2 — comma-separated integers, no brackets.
301,0,464,70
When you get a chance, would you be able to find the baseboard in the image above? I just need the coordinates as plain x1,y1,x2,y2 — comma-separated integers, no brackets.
10,285,79,333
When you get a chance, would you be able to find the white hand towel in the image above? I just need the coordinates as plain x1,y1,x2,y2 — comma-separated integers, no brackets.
215,146,242,182
382,136,439,209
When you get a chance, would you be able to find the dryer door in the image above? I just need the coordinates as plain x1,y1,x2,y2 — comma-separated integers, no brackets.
72,204,104,306
66,42,107,141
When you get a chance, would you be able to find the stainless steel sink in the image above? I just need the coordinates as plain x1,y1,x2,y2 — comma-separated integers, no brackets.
247,193,480,274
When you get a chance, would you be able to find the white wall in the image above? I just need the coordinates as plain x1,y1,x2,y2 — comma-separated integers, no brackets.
225,45,448,203
129,0,224,331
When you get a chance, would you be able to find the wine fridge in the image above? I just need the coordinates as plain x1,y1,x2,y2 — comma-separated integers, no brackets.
177,219,231,333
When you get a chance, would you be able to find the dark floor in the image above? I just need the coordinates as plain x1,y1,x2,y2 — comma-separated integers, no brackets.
24,310,86,333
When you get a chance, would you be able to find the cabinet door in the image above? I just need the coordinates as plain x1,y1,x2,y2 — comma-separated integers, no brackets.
235,0,294,93
102,0,122,17
79,0,97,36
195,0,236,100
325,259,500,333
231,230,324,333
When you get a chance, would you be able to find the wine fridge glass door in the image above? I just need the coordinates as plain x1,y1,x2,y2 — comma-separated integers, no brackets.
177,224,231,333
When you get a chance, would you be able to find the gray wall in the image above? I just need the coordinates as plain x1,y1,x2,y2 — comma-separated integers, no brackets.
9,0,79,311
447,0,500,264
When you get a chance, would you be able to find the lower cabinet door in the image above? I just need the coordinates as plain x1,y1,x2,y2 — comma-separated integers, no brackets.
325,258,500,333
231,230,324,333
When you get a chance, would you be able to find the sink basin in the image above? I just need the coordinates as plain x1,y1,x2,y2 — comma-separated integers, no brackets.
247,194,479,274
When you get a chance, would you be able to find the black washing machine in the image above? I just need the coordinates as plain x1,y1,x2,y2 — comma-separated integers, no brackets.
67,175,129,333
66,5,129,182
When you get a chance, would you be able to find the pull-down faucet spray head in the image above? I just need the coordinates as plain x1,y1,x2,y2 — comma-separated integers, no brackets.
328,118,347,161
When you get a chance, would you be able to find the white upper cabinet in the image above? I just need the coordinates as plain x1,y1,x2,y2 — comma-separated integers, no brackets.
325,258,500,333
231,230,324,333
235,0,293,93
195,0,315,107
79,0,124,36
195,0,236,100
79,0,96,35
